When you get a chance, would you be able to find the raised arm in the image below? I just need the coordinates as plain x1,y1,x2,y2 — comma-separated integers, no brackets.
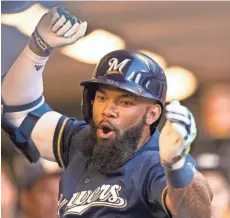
159,101,213,218
1,7,87,162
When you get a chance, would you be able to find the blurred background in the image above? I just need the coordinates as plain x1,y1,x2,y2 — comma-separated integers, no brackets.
1,1,230,218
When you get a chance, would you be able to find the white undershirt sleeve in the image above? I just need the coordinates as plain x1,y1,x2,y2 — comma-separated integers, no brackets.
2,45,49,106
2,45,62,161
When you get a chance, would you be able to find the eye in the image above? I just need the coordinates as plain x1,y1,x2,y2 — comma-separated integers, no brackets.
96,95,106,102
120,101,133,106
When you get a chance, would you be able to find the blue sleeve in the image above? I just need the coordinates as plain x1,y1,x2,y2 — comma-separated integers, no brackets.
146,154,197,218
145,155,171,218
53,116,88,169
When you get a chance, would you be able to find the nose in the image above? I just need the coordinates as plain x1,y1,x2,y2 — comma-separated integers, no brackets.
102,100,118,118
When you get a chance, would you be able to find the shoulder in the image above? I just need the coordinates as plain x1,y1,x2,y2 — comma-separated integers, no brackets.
53,117,89,168
60,117,88,141
64,117,88,133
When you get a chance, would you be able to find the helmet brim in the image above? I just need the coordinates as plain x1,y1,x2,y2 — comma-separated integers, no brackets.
80,78,158,101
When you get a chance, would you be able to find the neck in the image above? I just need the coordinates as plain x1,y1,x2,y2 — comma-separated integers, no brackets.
136,127,151,150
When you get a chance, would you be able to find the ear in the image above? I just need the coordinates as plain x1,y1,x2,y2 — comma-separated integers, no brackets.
146,104,162,125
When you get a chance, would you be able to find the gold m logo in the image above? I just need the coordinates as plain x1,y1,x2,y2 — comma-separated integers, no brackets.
106,58,131,75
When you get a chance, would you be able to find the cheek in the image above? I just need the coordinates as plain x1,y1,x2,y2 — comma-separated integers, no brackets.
92,102,100,123
119,107,145,128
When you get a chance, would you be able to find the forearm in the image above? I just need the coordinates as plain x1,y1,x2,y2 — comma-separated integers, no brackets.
2,5,86,106
2,41,49,106
1,7,86,163
166,171,213,218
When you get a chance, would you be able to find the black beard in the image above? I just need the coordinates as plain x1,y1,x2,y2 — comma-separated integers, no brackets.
81,116,146,174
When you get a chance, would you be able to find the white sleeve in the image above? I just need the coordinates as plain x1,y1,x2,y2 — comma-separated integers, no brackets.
1,45,61,161
31,111,62,161
2,45,49,106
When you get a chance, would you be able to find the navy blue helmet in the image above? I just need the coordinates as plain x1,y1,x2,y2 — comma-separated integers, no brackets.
80,49,167,127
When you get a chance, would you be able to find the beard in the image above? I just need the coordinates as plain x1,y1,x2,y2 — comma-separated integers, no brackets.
82,116,146,174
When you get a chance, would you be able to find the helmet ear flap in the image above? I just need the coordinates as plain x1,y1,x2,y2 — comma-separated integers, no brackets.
81,86,96,124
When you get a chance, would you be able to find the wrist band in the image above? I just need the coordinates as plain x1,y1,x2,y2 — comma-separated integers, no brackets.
164,163,194,188
31,28,52,55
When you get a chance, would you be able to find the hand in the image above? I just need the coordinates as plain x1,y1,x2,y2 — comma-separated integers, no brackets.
31,7,87,55
159,100,197,169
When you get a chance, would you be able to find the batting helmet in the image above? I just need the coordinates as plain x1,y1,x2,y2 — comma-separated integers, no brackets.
80,49,167,128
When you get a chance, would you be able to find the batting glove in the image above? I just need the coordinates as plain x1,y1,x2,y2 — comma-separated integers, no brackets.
32,7,87,55
159,100,197,170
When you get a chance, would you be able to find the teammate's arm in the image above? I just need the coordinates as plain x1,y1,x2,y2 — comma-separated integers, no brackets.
1,7,87,162
159,101,213,218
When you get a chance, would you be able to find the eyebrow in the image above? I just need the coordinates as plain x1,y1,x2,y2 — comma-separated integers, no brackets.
119,94,136,99
97,88,106,94
97,88,136,99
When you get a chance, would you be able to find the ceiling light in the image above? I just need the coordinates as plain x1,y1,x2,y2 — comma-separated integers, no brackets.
165,66,198,102
140,50,167,69
1,4,48,36
201,83,230,138
61,29,125,64
196,153,220,169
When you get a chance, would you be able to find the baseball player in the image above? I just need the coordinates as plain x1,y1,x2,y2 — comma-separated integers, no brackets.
2,7,213,218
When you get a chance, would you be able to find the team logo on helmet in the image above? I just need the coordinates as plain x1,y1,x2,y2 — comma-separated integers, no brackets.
105,58,131,76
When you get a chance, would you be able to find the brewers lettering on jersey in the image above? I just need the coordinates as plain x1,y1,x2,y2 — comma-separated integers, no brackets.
58,184,127,216
1,6,213,218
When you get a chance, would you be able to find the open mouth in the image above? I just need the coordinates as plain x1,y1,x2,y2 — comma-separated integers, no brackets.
102,126,112,134
97,122,115,139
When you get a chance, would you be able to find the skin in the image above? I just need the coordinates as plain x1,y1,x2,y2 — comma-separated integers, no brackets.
166,171,213,218
92,85,213,218
202,171,230,218
1,167,18,218
20,175,60,218
29,39,213,218
92,85,161,149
